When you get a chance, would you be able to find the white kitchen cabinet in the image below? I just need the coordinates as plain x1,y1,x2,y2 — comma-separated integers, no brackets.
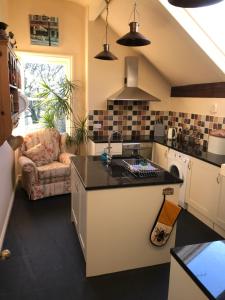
152,143,168,169
168,257,208,300
187,157,220,225
71,164,87,258
88,140,122,155
214,165,225,237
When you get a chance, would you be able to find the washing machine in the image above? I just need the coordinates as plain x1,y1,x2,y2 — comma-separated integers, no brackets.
167,149,191,208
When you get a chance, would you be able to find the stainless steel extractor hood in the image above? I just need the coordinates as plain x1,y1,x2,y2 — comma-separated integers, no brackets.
108,56,160,102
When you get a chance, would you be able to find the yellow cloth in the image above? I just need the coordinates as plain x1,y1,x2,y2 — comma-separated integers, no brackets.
158,200,181,226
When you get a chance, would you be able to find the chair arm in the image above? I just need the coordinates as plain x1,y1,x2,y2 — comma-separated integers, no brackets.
59,152,75,165
18,156,38,180
60,132,68,153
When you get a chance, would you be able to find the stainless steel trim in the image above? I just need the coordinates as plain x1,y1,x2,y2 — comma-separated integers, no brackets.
108,57,160,102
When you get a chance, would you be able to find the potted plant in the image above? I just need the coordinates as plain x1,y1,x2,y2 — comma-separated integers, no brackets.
36,77,77,131
36,77,89,155
72,115,89,155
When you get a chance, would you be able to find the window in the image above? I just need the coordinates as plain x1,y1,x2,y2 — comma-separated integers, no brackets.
159,0,225,73
185,2,225,56
13,52,72,135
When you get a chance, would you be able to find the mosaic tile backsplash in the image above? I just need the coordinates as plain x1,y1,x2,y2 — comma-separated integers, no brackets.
88,100,225,146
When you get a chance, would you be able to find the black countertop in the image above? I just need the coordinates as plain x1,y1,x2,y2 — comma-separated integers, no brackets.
89,135,154,143
71,156,182,191
171,241,225,300
154,137,225,168
89,135,225,167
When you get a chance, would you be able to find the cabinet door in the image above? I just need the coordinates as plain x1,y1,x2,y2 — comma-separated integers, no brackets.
78,183,86,256
188,157,220,221
215,175,225,231
71,165,80,228
71,164,86,258
152,143,168,169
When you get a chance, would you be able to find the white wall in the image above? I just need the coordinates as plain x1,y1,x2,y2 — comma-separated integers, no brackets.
8,0,87,116
87,18,171,111
170,97,225,117
0,0,8,22
0,143,15,250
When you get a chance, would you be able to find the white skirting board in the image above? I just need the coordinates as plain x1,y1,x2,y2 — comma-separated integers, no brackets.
0,177,18,251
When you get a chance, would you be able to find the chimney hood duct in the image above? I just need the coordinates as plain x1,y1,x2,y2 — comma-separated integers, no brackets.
108,56,160,102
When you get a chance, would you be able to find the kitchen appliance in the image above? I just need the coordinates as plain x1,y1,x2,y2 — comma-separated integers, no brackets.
167,128,177,140
122,158,162,178
122,142,152,159
167,149,190,208
108,57,160,102
208,134,225,155
154,122,165,137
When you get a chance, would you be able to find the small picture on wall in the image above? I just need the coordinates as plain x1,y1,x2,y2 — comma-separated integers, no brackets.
29,14,59,46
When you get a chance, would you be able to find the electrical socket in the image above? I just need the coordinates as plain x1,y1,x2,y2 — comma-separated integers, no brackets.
94,123,102,129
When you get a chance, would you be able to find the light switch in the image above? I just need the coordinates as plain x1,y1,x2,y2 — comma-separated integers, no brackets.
210,103,218,115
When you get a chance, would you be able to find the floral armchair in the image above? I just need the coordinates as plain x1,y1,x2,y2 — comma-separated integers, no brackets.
18,128,75,200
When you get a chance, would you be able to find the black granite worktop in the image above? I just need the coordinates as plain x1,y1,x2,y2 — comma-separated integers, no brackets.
89,135,225,167
171,240,225,300
89,135,154,143
71,156,182,191
154,137,225,168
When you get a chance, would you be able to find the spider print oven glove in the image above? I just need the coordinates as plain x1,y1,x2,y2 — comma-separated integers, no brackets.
150,200,181,247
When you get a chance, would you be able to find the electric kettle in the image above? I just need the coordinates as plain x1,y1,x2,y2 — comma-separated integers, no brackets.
167,128,177,140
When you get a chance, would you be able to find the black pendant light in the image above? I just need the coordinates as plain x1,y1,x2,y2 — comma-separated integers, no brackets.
94,0,117,60
168,0,223,8
117,1,150,47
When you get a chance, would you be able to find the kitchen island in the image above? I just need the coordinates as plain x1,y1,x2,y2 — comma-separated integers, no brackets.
71,156,182,277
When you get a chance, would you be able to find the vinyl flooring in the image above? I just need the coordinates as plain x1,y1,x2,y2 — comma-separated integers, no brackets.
0,185,222,300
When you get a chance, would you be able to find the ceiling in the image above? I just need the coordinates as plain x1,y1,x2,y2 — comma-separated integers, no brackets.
68,0,225,85
67,0,91,6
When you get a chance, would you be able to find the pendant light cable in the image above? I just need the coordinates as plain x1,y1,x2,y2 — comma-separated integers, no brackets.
105,0,109,44
94,0,118,60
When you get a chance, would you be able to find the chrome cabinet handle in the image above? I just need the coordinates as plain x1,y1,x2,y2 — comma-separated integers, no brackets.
217,174,221,184
188,161,191,170
75,183,79,192
164,149,168,158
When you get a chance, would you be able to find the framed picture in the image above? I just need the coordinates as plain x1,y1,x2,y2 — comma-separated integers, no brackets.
29,15,59,46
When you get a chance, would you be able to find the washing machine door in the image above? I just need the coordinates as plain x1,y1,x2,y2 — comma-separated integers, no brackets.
168,160,187,208
168,161,183,180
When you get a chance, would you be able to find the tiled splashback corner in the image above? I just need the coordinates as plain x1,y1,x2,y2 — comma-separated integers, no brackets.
88,100,225,146
88,101,169,138
168,111,225,146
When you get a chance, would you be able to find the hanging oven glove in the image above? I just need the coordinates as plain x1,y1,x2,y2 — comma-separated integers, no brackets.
150,199,182,247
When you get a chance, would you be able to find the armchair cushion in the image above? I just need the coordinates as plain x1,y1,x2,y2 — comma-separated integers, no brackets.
24,143,53,167
22,128,60,161
37,162,70,179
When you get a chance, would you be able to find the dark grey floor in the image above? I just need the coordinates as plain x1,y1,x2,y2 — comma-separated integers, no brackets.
0,186,222,300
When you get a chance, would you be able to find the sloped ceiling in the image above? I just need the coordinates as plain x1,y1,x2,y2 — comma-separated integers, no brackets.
69,0,225,85
67,0,91,6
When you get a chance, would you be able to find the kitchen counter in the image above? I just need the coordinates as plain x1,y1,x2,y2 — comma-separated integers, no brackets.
154,137,225,168
89,135,225,167
71,156,182,191
89,135,154,143
169,240,225,300
71,155,181,277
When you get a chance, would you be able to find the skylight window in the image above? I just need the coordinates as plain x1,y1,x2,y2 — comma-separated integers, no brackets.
186,1,225,56
159,0,225,74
